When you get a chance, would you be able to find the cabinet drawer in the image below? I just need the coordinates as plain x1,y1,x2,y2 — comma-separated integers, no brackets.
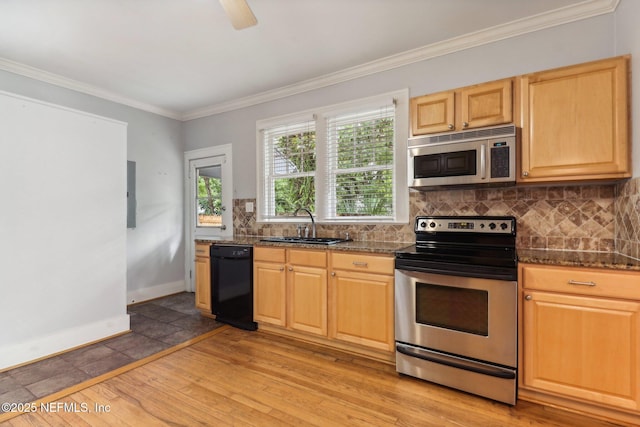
254,247,286,263
195,243,211,258
330,252,394,275
520,264,639,300
288,249,326,268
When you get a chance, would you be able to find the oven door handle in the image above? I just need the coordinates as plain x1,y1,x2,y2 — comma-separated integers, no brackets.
396,343,515,379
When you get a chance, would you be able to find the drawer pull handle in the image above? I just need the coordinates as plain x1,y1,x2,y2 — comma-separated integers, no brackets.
568,280,596,287
352,261,368,267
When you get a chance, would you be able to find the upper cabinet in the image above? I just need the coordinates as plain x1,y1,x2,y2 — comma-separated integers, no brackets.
518,55,631,183
410,78,513,136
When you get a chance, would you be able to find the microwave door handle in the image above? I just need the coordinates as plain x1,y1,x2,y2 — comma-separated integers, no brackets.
480,144,487,180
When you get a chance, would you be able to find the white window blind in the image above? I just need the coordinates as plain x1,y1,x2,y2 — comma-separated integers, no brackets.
261,119,316,219
325,102,395,220
256,89,408,224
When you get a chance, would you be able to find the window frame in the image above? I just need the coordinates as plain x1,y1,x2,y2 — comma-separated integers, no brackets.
256,89,408,224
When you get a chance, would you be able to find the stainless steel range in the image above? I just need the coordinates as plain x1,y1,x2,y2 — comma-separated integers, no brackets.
394,215,518,404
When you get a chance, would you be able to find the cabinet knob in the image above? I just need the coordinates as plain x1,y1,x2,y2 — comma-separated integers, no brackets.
279,267,284,271
462,121,469,128
331,272,336,277
288,267,293,272
522,171,529,177
447,124,454,130
525,295,532,301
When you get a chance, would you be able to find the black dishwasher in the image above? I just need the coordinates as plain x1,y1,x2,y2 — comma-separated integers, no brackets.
210,244,257,331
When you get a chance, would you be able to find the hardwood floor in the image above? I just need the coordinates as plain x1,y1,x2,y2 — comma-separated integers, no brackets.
0,327,626,426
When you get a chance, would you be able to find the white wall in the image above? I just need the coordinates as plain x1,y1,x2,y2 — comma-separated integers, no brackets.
0,71,186,307
614,0,640,176
0,91,129,369
183,12,632,193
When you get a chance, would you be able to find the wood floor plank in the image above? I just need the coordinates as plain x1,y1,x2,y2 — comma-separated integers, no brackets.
1,328,626,426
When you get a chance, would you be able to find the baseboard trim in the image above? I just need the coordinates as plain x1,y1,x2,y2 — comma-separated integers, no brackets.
127,280,186,305
0,314,130,371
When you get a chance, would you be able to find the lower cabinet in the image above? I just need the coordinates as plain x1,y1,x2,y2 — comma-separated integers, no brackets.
253,247,327,336
329,252,395,352
253,248,287,326
519,263,640,424
194,242,212,313
253,246,394,358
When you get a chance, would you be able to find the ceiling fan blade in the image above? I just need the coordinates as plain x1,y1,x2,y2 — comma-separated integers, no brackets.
219,0,257,30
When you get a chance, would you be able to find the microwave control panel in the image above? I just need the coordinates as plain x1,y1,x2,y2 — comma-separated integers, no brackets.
490,143,510,178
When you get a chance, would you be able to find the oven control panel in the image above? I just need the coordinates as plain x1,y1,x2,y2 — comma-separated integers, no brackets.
415,216,515,234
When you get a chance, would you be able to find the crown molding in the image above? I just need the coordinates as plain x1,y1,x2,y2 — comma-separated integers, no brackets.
183,0,619,121
0,58,182,120
0,0,619,122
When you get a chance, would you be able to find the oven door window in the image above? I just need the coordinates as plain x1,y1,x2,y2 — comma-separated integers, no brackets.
414,150,476,178
415,282,488,336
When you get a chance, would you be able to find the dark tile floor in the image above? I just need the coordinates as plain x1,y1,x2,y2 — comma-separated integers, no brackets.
0,292,221,410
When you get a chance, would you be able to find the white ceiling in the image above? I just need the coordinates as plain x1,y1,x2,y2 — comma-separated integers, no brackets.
0,0,617,120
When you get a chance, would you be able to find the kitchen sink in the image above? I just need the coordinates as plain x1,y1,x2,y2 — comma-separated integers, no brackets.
259,236,351,245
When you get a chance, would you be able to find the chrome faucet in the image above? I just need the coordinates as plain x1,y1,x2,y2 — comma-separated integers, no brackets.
294,207,316,238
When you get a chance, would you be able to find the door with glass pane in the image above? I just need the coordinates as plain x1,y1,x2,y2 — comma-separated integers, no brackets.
190,154,232,240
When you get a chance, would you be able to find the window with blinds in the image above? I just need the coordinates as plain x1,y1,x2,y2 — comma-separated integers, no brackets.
262,120,316,219
257,89,408,224
326,104,395,219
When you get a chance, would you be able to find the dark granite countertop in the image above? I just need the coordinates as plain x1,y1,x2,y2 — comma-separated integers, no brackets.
195,236,412,255
517,249,640,271
196,237,640,269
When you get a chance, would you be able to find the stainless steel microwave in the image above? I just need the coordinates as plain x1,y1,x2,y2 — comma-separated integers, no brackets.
408,124,517,189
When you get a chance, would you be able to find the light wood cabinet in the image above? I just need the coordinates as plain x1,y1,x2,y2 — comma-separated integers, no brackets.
194,242,212,313
329,252,395,352
253,249,286,326
253,247,327,336
410,78,512,135
519,263,640,423
518,55,631,183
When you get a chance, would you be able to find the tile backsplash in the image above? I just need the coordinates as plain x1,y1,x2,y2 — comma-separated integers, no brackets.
616,178,640,260
412,185,616,252
233,177,640,258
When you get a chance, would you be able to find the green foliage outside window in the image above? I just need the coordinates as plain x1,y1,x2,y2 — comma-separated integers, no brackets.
335,117,394,216
273,131,316,215
198,176,222,216
270,115,394,218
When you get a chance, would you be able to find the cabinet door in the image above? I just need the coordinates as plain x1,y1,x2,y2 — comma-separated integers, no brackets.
410,91,455,135
195,256,211,312
519,56,630,183
253,261,286,326
523,290,640,411
460,78,512,129
329,270,394,351
288,265,327,336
